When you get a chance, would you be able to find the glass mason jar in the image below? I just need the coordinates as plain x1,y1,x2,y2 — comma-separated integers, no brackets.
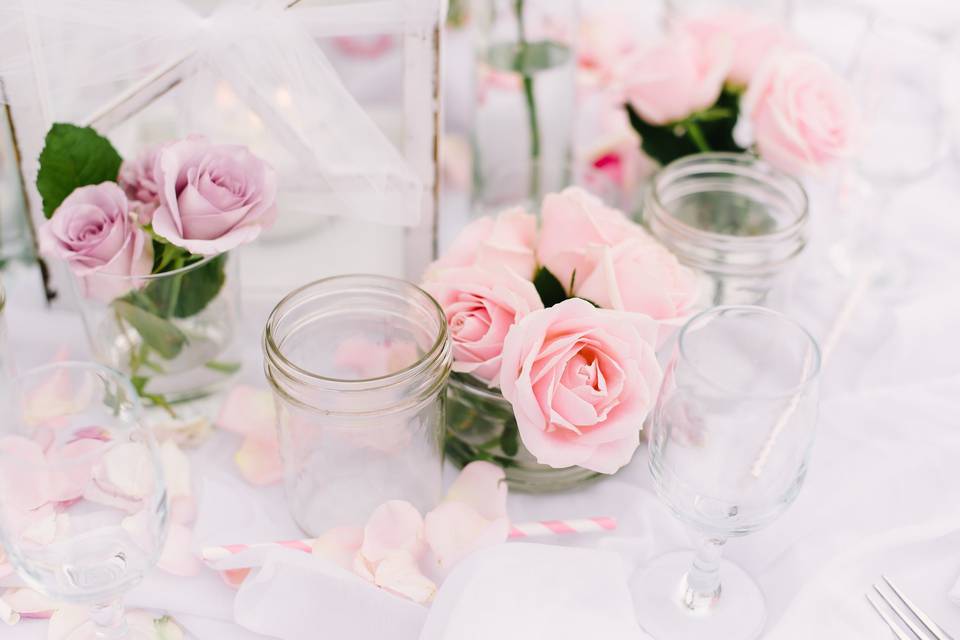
263,275,451,536
644,153,809,307
472,0,577,213
446,373,600,493
74,252,240,410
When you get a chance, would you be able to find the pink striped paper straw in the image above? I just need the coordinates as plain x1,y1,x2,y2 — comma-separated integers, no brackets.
508,516,617,539
201,517,618,564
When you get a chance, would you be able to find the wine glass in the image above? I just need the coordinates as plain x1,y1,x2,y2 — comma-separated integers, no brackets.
831,13,950,286
632,306,820,640
0,362,167,639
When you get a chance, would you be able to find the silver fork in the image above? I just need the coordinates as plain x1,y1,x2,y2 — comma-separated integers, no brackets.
867,575,955,640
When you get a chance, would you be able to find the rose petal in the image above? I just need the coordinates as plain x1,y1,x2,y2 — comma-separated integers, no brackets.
216,386,276,438
424,501,509,573
234,435,283,486
372,550,437,604
360,501,425,564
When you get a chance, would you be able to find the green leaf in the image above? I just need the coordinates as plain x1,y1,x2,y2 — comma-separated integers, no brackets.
499,416,520,457
533,266,567,308
36,123,123,218
113,300,187,360
143,254,227,319
205,360,241,375
625,88,745,167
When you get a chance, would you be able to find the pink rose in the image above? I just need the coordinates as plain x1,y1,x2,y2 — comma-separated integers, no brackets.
38,183,153,302
624,32,732,125
744,52,858,175
536,187,640,290
574,236,700,323
423,266,543,386
118,144,164,225
578,13,642,88
425,208,537,280
678,11,796,87
152,136,278,256
499,299,662,474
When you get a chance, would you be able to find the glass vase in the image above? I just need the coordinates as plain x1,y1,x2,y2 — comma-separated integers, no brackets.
263,275,451,536
644,153,808,307
446,373,601,493
471,0,577,213
74,252,240,411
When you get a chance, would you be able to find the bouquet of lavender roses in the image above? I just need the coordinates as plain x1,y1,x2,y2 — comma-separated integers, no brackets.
37,124,277,412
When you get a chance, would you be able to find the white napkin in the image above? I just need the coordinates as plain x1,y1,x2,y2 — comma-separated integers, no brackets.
420,543,649,640
232,548,428,640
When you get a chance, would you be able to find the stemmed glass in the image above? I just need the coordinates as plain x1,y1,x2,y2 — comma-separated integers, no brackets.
0,362,167,639
632,306,821,640
831,13,950,286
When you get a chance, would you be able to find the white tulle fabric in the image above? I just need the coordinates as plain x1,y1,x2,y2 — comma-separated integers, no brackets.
0,0,431,226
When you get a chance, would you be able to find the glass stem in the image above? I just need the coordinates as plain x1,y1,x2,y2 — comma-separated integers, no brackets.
682,536,726,613
90,598,129,639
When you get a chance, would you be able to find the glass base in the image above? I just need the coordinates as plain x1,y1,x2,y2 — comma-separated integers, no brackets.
631,551,766,640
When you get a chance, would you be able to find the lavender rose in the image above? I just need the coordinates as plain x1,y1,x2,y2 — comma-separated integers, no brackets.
118,144,164,225
38,183,153,302
152,136,278,256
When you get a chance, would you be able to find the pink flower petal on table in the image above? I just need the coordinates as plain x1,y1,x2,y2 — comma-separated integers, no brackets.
442,461,507,521
46,438,104,503
234,435,283,486
158,523,200,577
372,551,437,604
360,501,425,564
310,526,364,570
424,462,510,573
160,441,192,513
216,386,275,438
84,443,156,512
2,588,56,620
0,436,51,511
424,502,510,573
219,567,251,589
46,604,89,639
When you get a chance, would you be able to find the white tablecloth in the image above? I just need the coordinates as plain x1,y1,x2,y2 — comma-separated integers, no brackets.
5,0,960,637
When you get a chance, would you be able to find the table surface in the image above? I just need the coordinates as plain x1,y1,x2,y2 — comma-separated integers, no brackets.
5,1,960,638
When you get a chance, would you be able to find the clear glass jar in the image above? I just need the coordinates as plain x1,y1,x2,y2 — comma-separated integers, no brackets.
73,253,240,409
472,0,578,213
644,153,808,307
446,374,600,493
263,275,451,536
663,0,792,22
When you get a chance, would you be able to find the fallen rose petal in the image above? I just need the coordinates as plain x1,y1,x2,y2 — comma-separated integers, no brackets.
47,604,89,639
219,567,251,589
442,461,507,521
159,441,192,509
372,550,437,604
233,435,283,486
0,436,52,511
0,591,19,626
310,526,364,570
2,588,57,620
47,438,105,503
84,443,156,512
216,386,275,438
157,523,200,577
424,501,509,573
360,501,425,564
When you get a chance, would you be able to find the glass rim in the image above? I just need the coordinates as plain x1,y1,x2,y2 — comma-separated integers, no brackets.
80,252,223,281
678,305,822,399
0,361,147,469
263,273,449,389
649,152,810,244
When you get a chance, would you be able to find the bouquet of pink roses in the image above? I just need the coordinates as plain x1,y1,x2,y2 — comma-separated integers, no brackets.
36,124,277,411
422,187,700,485
587,9,858,176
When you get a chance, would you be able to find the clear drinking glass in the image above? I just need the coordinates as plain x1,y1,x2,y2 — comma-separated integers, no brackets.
644,153,809,307
472,0,578,211
830,14,950,287
632,306,820,640
263,275,451,536
0,362,167,639
73,252,241,409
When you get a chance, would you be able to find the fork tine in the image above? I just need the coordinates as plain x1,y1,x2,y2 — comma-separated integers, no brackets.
875,585,933,640
883,576,955,640
868,593,919,640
